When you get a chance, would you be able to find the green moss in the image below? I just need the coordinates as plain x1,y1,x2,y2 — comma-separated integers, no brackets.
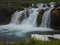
0,0,60,3
0,38,60,45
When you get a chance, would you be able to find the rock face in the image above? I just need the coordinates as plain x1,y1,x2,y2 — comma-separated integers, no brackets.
51,8,60,30
0,6,13,25
0,3,25,25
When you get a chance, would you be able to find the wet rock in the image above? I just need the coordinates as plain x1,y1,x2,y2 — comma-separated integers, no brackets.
54,3,60,8
19,9,29,23
51,8,60,30
19,13,25,23
46,3,51,7
37,9,45,27
42,4,46,7
48,37,57,40
51,8,59,15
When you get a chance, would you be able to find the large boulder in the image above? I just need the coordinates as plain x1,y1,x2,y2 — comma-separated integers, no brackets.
50,8,60,30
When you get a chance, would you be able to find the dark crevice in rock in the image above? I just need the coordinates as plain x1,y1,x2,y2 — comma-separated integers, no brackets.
37,9,46,27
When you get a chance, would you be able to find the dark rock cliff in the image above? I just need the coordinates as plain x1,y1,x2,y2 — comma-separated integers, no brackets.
0,6,13,25
51,6,60,30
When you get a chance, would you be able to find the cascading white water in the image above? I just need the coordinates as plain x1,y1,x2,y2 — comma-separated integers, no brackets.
10,10,25,24
40,2,55,28
40,8,52,28
0,2,55,37
36,3,49,10
22,8,39,27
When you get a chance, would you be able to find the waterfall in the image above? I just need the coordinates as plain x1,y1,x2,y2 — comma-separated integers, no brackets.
22,8,39,27
10,10,25,24
40,8,52,28
0,2,55,37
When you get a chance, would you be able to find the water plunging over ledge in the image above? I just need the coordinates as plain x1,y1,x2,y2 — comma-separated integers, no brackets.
0,2,57,39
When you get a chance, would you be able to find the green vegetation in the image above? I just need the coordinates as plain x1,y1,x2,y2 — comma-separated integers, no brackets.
0,0,60,3
0,0,60,12
0,38,60,45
